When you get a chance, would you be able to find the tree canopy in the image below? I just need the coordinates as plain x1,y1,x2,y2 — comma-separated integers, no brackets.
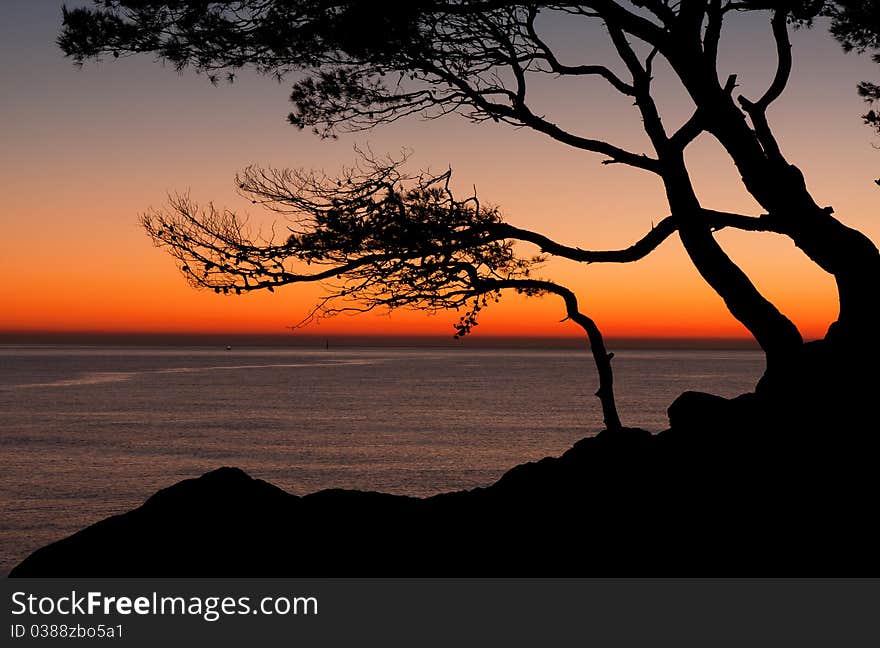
59,2,879,133
822,1,880,134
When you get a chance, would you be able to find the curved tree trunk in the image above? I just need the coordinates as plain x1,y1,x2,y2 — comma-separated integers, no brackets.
551,285,623,433
676,224,804,363
488,279,623,433
659,157,803,368
671,64,880,350
734,163,880,346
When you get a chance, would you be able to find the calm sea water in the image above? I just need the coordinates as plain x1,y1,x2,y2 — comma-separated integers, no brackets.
0,345,764,573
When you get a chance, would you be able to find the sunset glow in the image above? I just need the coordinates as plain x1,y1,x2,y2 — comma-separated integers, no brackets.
1,6,875,343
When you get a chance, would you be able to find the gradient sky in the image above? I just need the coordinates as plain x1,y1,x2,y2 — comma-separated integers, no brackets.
1,1,878,341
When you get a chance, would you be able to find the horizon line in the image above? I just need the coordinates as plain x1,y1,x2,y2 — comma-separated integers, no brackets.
0,330,763,349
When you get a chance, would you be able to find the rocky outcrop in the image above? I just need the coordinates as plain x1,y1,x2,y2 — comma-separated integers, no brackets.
10,403,879,576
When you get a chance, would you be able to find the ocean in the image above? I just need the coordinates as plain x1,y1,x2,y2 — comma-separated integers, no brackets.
0,345,764,574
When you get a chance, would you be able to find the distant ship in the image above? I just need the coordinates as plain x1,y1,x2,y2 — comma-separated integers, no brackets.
226,345,232,351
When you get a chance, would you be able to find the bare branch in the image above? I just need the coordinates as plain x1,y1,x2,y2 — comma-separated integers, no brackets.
524,6,635,95
632,0,677,25
490,209,786,264
477,276,622,431
583,0,670,47
736,8,791,162
421,59,661,171
704,0,724,66
606,20,670,153
511,103,662,170
754,7,793,111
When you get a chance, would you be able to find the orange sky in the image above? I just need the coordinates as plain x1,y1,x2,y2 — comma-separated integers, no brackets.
1,5,877,342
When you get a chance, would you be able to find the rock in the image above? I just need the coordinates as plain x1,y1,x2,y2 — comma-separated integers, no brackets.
666,391,760,432
10,417,879,577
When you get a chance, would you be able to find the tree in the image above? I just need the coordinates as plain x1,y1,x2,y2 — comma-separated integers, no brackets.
60,1,880,427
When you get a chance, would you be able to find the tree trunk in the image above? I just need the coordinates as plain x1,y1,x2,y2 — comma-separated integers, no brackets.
743,166,880,347
687,85,880,350
654,42,877,429
677,223,803,366
696,105,878,423
659,157,804,368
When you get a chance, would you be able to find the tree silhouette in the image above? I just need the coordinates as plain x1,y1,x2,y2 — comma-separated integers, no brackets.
61,1,880,427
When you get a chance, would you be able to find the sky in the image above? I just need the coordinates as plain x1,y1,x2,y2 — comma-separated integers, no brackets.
1,1,878,343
